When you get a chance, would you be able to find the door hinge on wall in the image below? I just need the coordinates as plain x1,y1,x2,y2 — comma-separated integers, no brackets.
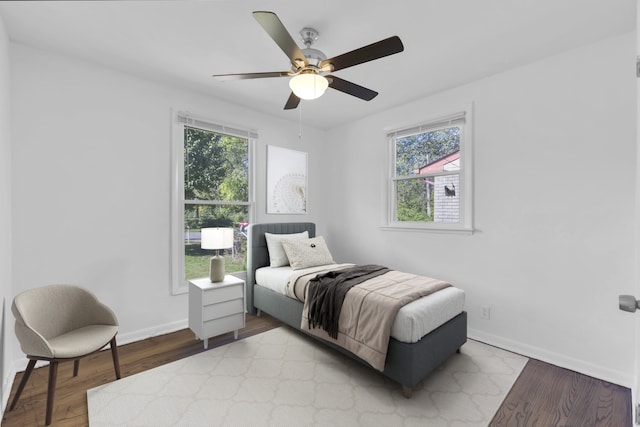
635,404,640,424
636,56,640,78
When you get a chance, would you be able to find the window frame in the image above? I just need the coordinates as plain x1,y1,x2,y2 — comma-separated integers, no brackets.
170,110,256,295
385,107,474,233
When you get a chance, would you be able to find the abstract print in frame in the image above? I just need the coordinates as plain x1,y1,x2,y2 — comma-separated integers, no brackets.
267,145,307,214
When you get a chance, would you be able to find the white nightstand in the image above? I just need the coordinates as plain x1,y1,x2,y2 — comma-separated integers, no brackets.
188,275,246,349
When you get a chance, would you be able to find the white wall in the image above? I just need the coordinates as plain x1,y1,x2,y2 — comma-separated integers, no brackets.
6,23,637,396
0,13,13,413
634,0,640,411
324,32,638,387
8,43,328,367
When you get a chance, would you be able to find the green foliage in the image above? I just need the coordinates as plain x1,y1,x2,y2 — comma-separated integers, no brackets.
184,127,248,202
396,179,434,222
183,126,250,230
184,204,240,230
395,126,460,176
182,126,250,279
397,205,431,222
185,243,246,279
220,174,248,202
394,126,459,221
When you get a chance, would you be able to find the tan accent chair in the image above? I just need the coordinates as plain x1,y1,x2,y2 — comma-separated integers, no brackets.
9,284,121,425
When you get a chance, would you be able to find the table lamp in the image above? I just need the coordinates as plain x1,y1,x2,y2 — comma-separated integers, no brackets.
201,227,234,282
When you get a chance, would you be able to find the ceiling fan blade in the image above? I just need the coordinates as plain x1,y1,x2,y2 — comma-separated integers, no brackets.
284,92,301,110
213,71,293,81
327,76,378,101
320,36,404,72
253,11,308,68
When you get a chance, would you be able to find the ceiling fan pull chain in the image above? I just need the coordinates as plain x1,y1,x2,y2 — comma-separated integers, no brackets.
298,102,303,139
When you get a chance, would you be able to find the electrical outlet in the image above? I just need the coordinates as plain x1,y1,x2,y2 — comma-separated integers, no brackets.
481,305,491,320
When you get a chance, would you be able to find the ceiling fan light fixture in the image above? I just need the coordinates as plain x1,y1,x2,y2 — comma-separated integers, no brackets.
289,73,328,100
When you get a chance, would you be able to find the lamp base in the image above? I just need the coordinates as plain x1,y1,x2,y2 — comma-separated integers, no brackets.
210,255,225,282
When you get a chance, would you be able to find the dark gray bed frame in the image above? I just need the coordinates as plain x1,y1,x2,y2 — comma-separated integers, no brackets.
246,222,467,397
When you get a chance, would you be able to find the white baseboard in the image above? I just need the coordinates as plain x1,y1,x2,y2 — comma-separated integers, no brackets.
115,319,188,347
468,327,632,389
1,366,14,415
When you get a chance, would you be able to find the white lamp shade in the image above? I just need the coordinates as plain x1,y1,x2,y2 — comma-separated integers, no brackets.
201,227,234,250
289,73,328,100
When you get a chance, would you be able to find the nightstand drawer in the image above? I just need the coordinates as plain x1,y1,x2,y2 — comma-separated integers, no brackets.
203,313,244,337
203,298,243,320
203,284,243,305
189,276,246,349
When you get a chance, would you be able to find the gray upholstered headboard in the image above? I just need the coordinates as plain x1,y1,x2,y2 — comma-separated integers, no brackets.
246,222,316,313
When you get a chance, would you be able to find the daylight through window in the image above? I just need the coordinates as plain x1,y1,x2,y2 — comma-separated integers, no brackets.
388,111,472,231
172,113,255,293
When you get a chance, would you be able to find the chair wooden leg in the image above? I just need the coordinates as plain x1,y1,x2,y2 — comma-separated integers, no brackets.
73,359,80,377
110,336,121,379
9,359,37,411
45,361,59,426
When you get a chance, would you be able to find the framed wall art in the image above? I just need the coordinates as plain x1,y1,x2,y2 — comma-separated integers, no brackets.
267,145,307,214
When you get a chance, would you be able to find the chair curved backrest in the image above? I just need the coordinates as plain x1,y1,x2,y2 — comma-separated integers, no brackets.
12,284,118,359
9,284,121,425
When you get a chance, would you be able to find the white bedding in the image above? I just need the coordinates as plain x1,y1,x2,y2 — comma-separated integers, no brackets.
255,265,465,344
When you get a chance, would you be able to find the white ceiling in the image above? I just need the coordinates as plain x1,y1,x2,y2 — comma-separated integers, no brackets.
0,0,635,129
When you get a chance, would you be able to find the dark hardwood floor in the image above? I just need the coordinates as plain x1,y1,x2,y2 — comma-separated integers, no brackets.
490,359,632,426
2,313,632,426
2,313,283,427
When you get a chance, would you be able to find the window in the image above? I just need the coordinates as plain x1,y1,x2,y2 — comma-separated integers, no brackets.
171,112,255,293
387,110,472,232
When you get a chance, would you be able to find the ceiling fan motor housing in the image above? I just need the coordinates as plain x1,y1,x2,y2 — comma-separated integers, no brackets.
298,28,326,69
300,27,319,46
301,48,326,68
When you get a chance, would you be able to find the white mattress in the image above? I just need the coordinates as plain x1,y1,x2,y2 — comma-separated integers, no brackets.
255,265,465,343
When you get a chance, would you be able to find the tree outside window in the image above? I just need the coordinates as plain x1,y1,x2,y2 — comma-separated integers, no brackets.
388,110,472,232
395,126,460,222
183,126,250,280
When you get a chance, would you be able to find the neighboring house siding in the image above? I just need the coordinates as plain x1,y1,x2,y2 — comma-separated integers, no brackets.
434,174,459,223
419,151,460,223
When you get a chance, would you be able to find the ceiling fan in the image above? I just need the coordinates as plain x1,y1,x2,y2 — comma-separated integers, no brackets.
213,11,404,110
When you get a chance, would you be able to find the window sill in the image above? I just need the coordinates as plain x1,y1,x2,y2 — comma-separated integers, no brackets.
380,225,475,235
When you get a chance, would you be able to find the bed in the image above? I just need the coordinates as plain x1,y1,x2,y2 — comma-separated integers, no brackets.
246,222,467,397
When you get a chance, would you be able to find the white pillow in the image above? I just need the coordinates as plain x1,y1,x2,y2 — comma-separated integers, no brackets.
265,231,309,267
281,236,335,270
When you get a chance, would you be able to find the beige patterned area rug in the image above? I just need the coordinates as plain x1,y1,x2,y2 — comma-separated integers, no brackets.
87,326,527,426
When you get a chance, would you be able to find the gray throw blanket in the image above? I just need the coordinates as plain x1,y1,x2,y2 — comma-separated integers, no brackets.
307,264,390,338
